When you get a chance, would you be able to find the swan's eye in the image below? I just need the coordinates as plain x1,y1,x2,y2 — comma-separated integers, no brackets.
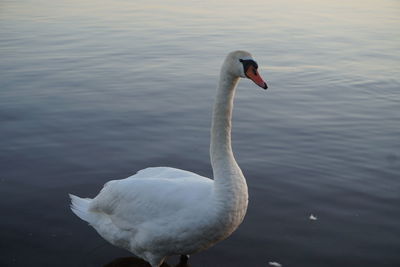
240,59,258,74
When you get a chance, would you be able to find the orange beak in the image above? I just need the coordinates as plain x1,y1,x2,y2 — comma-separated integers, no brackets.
246,65,268,89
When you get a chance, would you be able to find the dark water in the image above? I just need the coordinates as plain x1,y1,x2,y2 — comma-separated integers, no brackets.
1,0,399,266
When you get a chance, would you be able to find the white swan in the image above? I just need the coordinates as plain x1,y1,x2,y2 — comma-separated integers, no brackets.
69,50,268,267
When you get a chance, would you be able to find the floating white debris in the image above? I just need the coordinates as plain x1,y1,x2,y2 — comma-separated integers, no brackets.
309,214,317,220
269,261,282,267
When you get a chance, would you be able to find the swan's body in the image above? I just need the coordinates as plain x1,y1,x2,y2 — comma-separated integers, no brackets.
69,51,267,267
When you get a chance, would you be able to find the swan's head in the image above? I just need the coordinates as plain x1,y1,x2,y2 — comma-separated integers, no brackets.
225,50,268,90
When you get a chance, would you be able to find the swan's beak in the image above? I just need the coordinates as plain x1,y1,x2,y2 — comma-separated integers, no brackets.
246,66,268,90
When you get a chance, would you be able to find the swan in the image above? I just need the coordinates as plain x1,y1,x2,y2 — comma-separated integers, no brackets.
69,50,268,267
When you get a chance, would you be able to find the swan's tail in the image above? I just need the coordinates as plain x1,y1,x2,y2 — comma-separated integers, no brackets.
69,194,96,224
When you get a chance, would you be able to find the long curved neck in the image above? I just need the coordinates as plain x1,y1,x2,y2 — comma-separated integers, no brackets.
210,68,248,218
210,72,238,166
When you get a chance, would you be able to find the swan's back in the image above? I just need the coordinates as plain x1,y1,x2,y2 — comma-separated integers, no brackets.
92,167,214,226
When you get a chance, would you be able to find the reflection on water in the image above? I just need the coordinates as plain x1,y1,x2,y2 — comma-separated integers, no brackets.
104,256,190,267
104,257,156,267
1,0,399,266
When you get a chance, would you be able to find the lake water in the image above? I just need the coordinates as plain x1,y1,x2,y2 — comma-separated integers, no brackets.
1,0,399,266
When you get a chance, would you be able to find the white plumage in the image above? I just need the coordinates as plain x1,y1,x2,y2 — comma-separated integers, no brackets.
69,51,268,267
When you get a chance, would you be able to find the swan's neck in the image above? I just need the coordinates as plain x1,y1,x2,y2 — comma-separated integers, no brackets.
210,73,238,163
210,68,248,222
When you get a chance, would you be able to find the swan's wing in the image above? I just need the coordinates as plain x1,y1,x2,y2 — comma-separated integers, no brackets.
90,167,213,231
131,167,206,180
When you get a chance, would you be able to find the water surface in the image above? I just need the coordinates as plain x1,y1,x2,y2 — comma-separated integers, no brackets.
1,0,399,266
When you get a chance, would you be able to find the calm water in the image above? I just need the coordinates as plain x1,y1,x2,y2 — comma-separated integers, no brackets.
1,0,399,266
